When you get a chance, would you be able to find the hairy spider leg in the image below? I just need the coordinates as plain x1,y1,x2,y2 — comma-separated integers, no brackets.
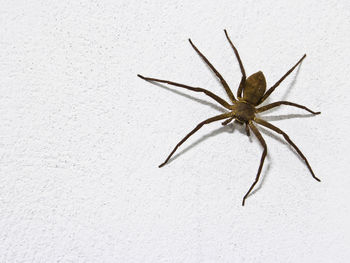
256,101,321,114
243,122,267,206
137,75,231,110
259,54,306,104
221,117,234,126
245,124,250,136
188,39,237,102
224,29,247,99
254,118,320,182
158,112,233,168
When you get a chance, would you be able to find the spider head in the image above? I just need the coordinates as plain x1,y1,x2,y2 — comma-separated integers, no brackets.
242,71,267,106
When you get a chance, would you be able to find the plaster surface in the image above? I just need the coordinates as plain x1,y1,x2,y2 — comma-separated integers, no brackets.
0,0,349,262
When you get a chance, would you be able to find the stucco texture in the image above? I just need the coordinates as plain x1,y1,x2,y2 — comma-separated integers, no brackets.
0,0,349,262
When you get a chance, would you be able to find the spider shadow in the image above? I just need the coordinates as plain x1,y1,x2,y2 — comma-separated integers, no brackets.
281,61,303,101
150,81,227,113
169,122,247,164
256,118,315,163
261,59,304,107
259,113,318,122
167,112,316,168
165,120,272,200
245,114,317,199
160,109,317,197
249,163,271,197
160,111,317,202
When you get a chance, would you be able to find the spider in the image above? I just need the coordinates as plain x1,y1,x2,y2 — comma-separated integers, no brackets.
137,30,321,206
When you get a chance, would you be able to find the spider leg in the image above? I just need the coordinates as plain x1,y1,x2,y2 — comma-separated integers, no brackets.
245,123,250,136
159,112,232,168
224,29,246,99
242,122,267,206
222,118,250,136
137,75,232,109
222,117,234,126
259,54,306,104
188,39,237,102
256,101,321,115
254,118,320,182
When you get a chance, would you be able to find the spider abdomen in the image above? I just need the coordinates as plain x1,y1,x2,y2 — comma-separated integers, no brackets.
243,71,267,105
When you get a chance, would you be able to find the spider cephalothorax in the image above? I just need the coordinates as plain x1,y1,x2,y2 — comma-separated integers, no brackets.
138,30,320,206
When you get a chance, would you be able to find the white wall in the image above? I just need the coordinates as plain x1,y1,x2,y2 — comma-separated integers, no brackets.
0,0,349,262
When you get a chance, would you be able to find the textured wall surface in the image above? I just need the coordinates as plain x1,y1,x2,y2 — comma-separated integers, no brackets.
1,0,349,262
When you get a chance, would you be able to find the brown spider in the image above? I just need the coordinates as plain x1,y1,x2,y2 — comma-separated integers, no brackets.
138,30,321,206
